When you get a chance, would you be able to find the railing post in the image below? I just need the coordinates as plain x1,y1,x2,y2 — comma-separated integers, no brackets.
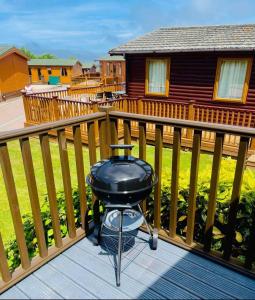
123,98,128,112
52,96,59,121
187,100,195,139
137,98,143,114
22,91,29,124
250,138,255,150
67,87,71,95
98,105,115,158
92,103,99,144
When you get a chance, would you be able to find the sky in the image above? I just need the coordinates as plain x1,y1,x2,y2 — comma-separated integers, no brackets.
0,0,255,61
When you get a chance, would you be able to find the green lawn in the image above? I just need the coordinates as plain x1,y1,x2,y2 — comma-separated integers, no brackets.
0,139,254,243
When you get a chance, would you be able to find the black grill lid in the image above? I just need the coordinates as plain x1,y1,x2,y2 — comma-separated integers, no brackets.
88,154,155,194
86,144,156,195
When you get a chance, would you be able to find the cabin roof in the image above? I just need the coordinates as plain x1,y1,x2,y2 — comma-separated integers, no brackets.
28,58,80,67
109,24,255,55
82,61,97,68
0,45,28,60
99,55,125,61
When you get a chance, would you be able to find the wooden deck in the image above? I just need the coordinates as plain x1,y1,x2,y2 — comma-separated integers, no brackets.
1,230,255,299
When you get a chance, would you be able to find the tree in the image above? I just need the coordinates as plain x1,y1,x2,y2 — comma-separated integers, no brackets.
20,47,36,59
20,47,57,59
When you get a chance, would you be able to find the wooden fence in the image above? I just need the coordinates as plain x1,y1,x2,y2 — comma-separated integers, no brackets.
22,93,255,155
1,108,255,292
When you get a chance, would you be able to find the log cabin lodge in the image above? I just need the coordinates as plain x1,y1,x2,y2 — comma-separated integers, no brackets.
0,45,29,99
99,55,126,84
109,24,255,113
28,58,82,84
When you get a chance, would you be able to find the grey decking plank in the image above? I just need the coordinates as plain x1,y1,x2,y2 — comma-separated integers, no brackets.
128,249,233,299
76,238,199,299
140,241,255,299
17,274,63,299
34,264,95,299
50,254,132,299
79,237,232,299
63,245,165,299
0,286,28,299
137,230,255,291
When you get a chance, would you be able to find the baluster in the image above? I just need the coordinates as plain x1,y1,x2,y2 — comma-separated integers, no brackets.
186,130,202,245
169,127,181,238
124,120,131,156
226,111,230,125
154,124,163,229
139,122,147,213
110,118,118,156
87,121,97,165
73,125,87,231
0,143,30,269
223,137,250,260
0,233,11,282
57,130,76,238
39,134,62,247
204,133,224,252
20,137,47,258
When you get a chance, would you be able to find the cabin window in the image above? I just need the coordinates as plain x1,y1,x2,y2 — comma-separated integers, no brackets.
47,68,52,75
145,58,170,96
61,68,68,76
213,58,252,103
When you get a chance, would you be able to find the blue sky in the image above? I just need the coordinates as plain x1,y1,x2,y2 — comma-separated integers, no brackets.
0,0,255,61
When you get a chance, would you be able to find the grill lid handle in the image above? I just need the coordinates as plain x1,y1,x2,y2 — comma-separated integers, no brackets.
110,144,134,150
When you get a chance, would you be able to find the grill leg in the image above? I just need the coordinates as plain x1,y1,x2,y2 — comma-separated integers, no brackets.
137,204,153,237
116,210,123,287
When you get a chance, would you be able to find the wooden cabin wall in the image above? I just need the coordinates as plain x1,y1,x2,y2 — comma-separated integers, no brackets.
0,53,29,94
29,66,73,84
72,63,83,77
126,52,255,110
100,60,126,83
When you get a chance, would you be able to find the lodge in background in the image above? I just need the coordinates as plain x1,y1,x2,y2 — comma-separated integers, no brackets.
0,45,29,99
99,55,126,84
110,24,255,112
82,61,98,74
28,58,82,85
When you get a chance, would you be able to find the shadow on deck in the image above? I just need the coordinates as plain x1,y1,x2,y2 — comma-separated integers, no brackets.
1,230,255,299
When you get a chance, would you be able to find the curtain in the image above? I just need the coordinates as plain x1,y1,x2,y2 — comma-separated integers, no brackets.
217,60,248,99
148,59,167,94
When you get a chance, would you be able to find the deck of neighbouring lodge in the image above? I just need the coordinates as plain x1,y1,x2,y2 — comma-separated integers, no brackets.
2,230,255,299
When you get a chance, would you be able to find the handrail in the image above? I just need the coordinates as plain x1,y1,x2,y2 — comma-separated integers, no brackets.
0,112,105,143
109,111,255,138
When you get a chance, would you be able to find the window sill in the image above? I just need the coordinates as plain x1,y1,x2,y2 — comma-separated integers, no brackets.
213,97,245,104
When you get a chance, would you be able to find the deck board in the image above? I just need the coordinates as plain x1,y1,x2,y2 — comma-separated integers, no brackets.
1,230,255,299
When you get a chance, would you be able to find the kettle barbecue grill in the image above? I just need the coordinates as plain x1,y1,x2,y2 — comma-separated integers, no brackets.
86,144,158,286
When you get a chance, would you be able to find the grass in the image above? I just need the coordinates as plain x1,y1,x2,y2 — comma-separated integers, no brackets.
0,138,254,243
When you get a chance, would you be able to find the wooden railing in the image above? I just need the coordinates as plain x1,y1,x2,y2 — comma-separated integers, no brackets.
0,111,105,292
1,107,255,292
24,87,68,99
71,73,101,85
107,109,255,277
68,83,125,95
22,93,255,155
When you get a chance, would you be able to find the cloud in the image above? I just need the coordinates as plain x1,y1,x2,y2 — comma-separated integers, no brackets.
1,0,255,60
